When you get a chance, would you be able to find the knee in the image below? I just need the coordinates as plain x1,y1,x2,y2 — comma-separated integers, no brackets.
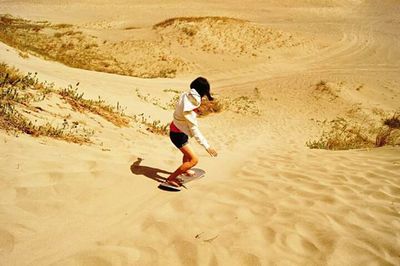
190,156,198,167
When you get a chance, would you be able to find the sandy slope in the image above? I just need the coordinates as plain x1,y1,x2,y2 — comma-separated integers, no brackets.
1,1,400,265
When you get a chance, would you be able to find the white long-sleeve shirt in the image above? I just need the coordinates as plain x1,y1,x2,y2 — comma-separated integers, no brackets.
172,89,210,149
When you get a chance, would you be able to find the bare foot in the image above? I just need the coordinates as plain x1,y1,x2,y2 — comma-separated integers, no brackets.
184,170,195,176
166,178,182,188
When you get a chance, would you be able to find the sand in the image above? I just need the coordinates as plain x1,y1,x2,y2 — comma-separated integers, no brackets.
1,0,400,265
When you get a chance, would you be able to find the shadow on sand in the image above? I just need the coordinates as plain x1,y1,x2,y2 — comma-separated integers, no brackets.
130,158,171,182
130,158,180,192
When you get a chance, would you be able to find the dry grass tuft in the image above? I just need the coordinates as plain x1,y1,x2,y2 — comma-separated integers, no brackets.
307,112,400,150
383,112,400,129
59,85,130,127
306,118,373,150
197,98,223,116
376,112,400,147
54,23,73,29
153,16,246,29
0,63,54,101
313,80,339,101
221,96,260,115
135,88,169,110
132,113,169,135
0,63,91,144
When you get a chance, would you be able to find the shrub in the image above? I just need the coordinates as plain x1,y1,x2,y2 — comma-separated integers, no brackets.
307,112,400,150
383,112,400,129
306,118,373,150
197,98,223,116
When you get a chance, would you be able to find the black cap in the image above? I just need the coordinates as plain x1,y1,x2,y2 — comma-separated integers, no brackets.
190,77,213,101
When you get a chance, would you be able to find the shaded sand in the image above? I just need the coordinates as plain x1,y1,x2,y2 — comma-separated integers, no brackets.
1,0,400,265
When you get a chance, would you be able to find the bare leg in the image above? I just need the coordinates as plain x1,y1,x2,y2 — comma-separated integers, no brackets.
182,154,195,176
182,154,190,164
167,144,198,186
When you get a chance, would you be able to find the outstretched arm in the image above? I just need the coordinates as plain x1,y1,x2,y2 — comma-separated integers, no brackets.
183,112,217,157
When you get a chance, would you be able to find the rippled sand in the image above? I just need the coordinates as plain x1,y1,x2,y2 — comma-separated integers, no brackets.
1,1,399,265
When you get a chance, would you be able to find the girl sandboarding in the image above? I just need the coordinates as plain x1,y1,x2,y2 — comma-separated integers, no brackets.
165,77,218,188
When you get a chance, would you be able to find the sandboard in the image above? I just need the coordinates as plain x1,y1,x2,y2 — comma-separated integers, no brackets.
159,168,205,191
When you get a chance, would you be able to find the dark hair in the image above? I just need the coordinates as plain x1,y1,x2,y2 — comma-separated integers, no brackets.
190,77,213,101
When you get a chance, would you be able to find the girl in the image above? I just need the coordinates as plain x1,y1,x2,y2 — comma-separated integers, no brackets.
166,77,218,188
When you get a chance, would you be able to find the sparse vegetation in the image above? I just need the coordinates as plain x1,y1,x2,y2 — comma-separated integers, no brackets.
0,63,91,143
166,90,182,110
0,14,184,78
0,63,138,143
124,26,139,30
383,112,400,129
222,96,260,115
307,112,400,150
54,23,73,29
132,113,169,135
59,85,130,127
163,89,182,94
0,14,113,73
1,14,300,78
18,51,29,58
153,16,301,56
197,98,223,116
313,80,339,101
376,112,400,147
306,118,373,150
153,16,246,29
135,89,169,110
0,106,91,144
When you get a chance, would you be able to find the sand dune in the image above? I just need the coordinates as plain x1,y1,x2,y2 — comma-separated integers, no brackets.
1,0,400,265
